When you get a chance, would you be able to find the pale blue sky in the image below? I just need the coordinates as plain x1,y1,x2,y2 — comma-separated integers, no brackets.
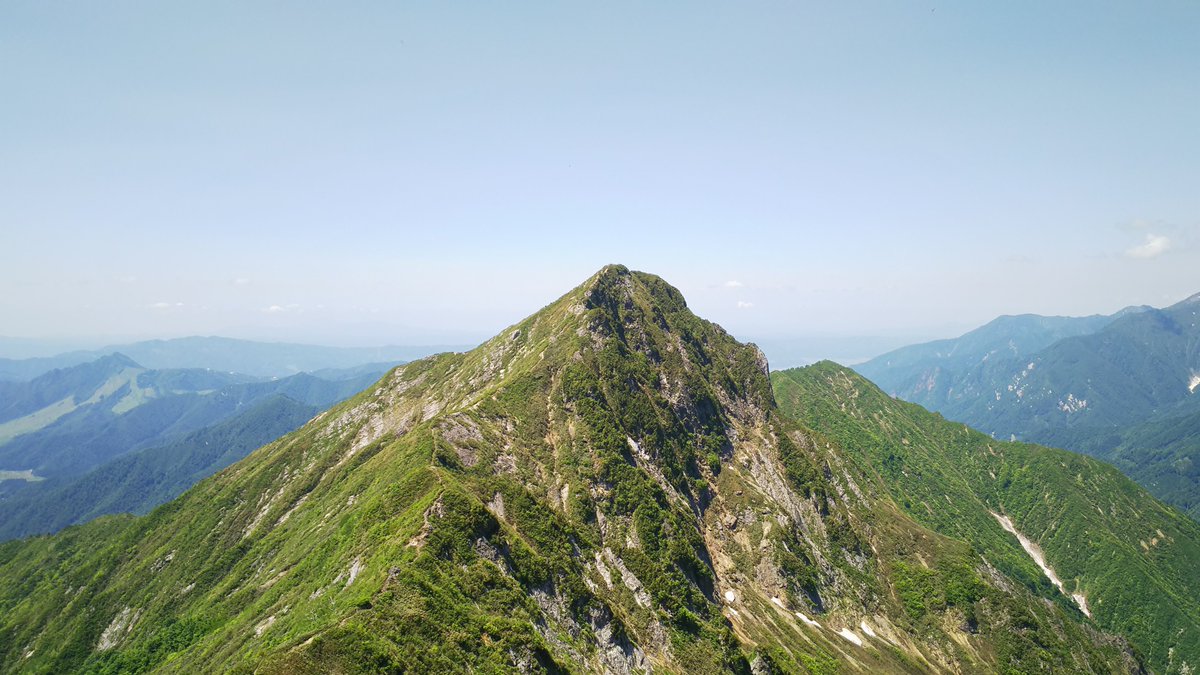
2,2,1198,358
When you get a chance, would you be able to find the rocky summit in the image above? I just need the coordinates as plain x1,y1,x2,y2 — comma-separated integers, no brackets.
2,266,1187,673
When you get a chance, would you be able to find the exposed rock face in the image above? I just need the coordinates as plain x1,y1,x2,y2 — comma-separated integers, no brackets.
0,266,1144,674
96,607,141,652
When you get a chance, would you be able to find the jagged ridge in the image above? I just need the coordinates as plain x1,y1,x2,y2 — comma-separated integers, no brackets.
0,266,1143,673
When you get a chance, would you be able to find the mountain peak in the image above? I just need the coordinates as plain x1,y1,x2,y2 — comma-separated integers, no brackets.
407,265,771,423
586,262,632,287
37,351,142,381
98,352,141,369
570,264,686,317
0,267,1160,674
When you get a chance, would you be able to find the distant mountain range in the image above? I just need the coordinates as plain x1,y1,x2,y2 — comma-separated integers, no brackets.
0,335,468,381
0,352,395,541
2,267,1196,673
856,292,1200,519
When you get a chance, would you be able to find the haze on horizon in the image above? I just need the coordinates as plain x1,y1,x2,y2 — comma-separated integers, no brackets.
3,3,1197,361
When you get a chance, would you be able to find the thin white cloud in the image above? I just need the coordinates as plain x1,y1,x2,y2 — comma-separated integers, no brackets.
736,300,754,309
233,278,251,286
1126,233,1171,259
724,280,744,288
149,301,184,310
264,305,286,313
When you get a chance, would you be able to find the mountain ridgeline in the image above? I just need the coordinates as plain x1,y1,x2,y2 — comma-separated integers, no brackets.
0,395,321,542
856,294,1200,520
0,356,391,541
853,312,1124,401
774,363,1200,674
0,337,450,382
0,266,1193,673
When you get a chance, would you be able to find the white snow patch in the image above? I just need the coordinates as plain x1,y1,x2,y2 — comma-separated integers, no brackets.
1058,393,1088,414
795,612,821,628
992,511,1091,617
837,628,863,646
859,621,876,638
724,590,736,603
1189,373,1200,394
771,596,785,609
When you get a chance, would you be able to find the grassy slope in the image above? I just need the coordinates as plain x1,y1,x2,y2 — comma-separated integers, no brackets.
0,268,1147,674
1098,410,1200,521
774,362,1200,674
854,300,1200,524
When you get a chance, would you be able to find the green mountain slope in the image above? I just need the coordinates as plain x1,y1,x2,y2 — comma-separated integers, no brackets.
0,267,1146,674
1068,408,1200,521
853,294,1200,521
774,362,1200,674
943,299,1200,439
855,312,1124,410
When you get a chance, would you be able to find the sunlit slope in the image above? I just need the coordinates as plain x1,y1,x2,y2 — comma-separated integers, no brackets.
0,267,1142,674
775,362,1200,674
